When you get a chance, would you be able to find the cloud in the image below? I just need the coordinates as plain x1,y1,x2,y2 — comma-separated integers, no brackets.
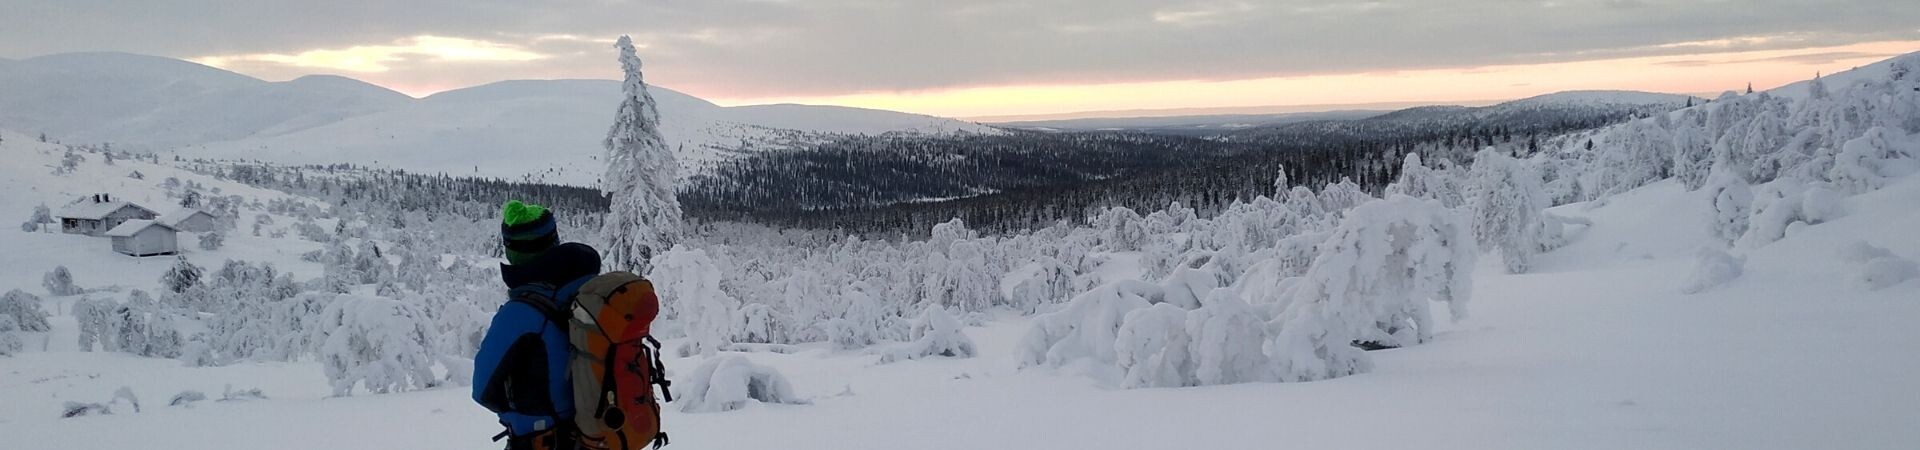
3,0,1918,101
195,35,546,73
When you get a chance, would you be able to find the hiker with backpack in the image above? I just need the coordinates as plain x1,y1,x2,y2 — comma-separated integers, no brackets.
475,201,673,450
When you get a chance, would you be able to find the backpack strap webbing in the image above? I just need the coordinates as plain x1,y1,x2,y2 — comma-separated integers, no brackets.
508,283,568,325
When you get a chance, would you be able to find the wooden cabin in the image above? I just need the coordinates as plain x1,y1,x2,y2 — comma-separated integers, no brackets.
56,194,157,236
106,219,179,257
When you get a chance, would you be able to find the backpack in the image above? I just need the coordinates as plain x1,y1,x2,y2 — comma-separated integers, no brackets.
511,272,673,449
568,272,672,450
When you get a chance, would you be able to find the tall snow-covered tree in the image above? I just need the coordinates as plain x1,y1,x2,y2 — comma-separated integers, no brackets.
1467,148,1551,274
600,35,683,274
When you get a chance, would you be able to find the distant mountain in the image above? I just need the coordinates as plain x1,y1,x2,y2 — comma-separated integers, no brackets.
992,110,1387,134
0,52,997,185
1224,90,1699,144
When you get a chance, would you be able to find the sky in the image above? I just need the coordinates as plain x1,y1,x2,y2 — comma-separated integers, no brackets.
4,0,1918,119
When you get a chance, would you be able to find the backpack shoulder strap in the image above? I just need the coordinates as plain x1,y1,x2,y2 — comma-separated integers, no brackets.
508,283,569,325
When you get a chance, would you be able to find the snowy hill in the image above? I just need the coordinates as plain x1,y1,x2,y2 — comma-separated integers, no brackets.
0,52,998,185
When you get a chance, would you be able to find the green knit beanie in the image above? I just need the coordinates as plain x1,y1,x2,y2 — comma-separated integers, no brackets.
501,200,558,265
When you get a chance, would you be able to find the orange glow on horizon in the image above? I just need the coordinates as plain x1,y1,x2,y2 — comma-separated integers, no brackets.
710,41,1920,120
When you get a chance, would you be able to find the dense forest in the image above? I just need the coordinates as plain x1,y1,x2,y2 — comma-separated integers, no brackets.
682,98,1679,234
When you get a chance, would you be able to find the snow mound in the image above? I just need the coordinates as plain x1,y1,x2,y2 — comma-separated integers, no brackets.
678,355,809,413
1679,247,1745,294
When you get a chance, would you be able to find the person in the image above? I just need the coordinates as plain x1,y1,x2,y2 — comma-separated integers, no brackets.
474,200,600,450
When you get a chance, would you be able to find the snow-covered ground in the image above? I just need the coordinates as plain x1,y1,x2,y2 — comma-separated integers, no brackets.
3,168,1915,449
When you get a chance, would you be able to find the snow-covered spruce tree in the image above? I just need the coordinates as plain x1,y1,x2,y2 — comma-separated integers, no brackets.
27,204,54,232
1018,280,1163,369
0,314,24,356
1286,185,1328,225
877,306,977,363
0,289,51,332
652,246,737,356
1114,303,1194,388
313,294,440,396
198,231,225,251
1704,164,1754,246
1184,289,1273,386
1467,148,1551,274
1317,178,1373,215
1670,114,1715,191
1600,117,1674,194
1091,206,1148,252
73,297,117,352
600,35,682,274
943,241,998,312
159,256,203,294
998,256,1076,314
1384,153,1464,207
43,266,80,296
824,287,884,350
1828,127,1915,195
1269,196,1475,382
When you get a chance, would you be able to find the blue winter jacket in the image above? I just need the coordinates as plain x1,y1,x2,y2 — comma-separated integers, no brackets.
472,242,601,436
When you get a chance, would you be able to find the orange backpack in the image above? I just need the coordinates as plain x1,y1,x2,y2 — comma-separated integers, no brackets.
568,272,672,449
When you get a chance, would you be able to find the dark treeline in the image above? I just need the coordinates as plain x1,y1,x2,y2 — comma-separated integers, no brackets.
186,161,609,230
682,99,1676,235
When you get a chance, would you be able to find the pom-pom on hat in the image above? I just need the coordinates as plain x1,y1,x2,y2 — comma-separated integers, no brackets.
501,200,558,266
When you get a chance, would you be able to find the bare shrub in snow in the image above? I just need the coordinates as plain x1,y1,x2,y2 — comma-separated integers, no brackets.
61,402,111,418
679,355,808,413
1679,248,1746,294
1270,196,1475,382
113,387,141,413
0,289,51,332
169,390,208,407
43,265,80,296
877,307,976,363
313,294,440,396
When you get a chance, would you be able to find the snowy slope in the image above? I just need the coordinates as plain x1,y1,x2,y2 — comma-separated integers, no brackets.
175,79,996,184
2,175,1916,448
0,53,408,150
0,53,998,185
0,129,326,302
